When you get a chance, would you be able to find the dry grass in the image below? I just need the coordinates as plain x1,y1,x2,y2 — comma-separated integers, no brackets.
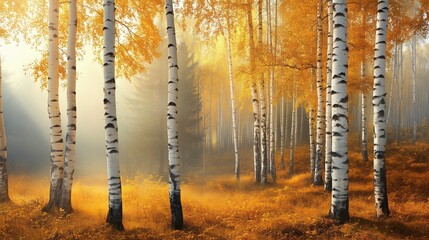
0,142,428,239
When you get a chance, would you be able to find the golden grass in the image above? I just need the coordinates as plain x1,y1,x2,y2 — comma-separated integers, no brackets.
0,142,428,239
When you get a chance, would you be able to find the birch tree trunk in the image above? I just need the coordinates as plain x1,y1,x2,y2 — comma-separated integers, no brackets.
103,0,124,230
361,64,368,162
258,0,268,185
267,0,276,184
314,0,324,186
329,0,349,223
226,17,240,181
61,0,77,214
309,69,315,179
43,0,64,212
247,0,261,184
259,81,268,184
0,50,9,203
289,92,295,176
372,0,390,218
166,0,183,229
411,37,416,144
324,0,333,191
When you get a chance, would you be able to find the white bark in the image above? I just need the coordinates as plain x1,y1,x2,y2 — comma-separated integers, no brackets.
61,0,77,213
246,0,261,184
0,49,8,202
226,18,240,181
259,81,268,184
324,0,333,191
372,0,390,218
314,0,324,186
44,0,64,212
166,0,183,229
329,0,349,223
103,0,123,230
309,69,315,179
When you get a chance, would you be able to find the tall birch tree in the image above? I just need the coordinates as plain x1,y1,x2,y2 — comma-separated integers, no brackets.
166,0,184,229
61,0,77,214
247,0,262,184
324,0,333,191
372,0,390,218
329,0,349,223
314,0,324,186
103,0,124,230
43,0,64,213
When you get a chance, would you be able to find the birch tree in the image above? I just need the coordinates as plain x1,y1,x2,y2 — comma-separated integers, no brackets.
246,0,262,184
324,0,333,191
314,0,324,186
103,0,124,230
372,0,390,218
328,0,349,223
61,0,78,214
0,49,8,203
166,0,184,229
258,0,268,185
43,0,64,213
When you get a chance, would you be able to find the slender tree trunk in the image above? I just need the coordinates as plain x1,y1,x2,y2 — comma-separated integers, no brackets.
225,16,240,181
324,0,333,191
309,69,315,179
280,96,285,169
258,0,268,185
267,0,276,184
289,91,296,176
166,0,184,229
61,0,77,214
259,81,268,184
314,0,324,186
0,50,9,203
329,0,349,223
411,37,416,144
372,0,390,218
43,0,64,213
247,0,261,184
103,0,124,230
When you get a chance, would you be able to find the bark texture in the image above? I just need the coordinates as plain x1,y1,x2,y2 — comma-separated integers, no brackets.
166,0,184,229
329,0,349,224
103,0,124,230
372,0,390,218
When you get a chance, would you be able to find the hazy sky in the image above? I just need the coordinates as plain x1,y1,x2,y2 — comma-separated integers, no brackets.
2,42,136,177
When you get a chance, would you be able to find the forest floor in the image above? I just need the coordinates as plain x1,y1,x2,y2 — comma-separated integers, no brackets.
1,142,428,239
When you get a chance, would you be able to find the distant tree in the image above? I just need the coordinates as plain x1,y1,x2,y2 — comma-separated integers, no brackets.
372,0,390,218
103,0,124,230
328,0,349,224
166,0,183,229
0,49,8,203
